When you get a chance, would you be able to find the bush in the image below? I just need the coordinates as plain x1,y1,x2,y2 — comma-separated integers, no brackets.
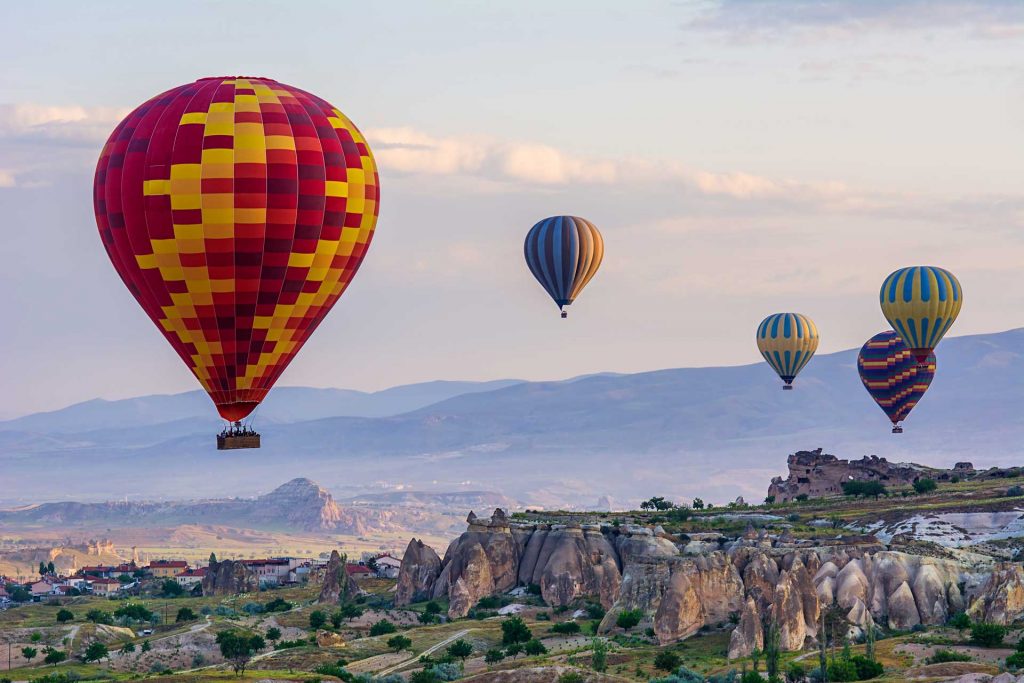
524,639,547,656
550,621,581,635
794,494,809,502
1007,486,1024,497
786,662,806,682
927,649,972,664
160,578,184,596
484,648,505,664
948,612,971,630
264,597,292,612
654,650,682,672
826,658,858,682
387,635,412,652
558,673,585,683
309,610,327,630
913,478,937,494
369,620,397,637
740,671,765,683
242,602,265,615
849,654,883,679
1007,652,1024,670
85,609,112,624
971,622,1008,648
586,603,606,620
841,481,887,498
214,605,238,617
55,609,73,623
616,609,643,630
176,607,197,622
476,595,502,609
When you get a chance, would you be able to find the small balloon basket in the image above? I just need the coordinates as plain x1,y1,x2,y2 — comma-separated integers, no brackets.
217,423,261,450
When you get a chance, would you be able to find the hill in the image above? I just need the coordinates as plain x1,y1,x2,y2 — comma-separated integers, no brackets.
1,329,1022,506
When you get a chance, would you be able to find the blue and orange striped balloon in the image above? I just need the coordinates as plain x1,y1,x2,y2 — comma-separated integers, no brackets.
879,266,962,363
857,330,935,433
524,216,604,318
755,313,819,389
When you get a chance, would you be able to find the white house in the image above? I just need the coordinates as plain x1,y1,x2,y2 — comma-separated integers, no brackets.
374,554,402,579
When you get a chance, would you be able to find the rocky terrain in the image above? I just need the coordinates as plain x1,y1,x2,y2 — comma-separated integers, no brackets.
398,509,1024,657
768,448,975,502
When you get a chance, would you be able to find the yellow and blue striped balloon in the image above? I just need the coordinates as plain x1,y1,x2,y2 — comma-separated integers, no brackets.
524,216,604,318
879,266,962,363
755,313,819,389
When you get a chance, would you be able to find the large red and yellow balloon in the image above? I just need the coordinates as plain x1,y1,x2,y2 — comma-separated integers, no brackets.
93,77,379,422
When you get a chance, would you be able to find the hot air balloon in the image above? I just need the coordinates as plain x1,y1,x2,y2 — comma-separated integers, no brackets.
879,266,962,363
857,331,935,433
93,77,380,448
524,216,603,318
755,313,819,389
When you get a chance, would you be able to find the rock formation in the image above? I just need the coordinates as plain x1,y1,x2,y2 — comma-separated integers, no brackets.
398,510,1003,655
767,448,969,502
202,559,258,596
395,538,441,605
318,550,360,604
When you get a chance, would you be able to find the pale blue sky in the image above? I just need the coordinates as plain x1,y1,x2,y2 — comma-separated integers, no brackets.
1,0,1023,417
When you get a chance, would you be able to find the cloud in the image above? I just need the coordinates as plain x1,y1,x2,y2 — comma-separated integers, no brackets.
0,170,15,188
687,0,1024,41
0,104,127,146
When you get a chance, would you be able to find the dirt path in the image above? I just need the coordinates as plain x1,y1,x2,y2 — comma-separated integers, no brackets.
375,628,472,676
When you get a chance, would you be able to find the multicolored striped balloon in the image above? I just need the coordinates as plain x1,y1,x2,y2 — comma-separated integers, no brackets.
523,216,604,318
879,266,962,363
857,331,935,433
94,77,380,423
755,313,819,389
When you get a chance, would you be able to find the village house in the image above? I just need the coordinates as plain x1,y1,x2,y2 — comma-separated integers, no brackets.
373,554,402,579
345,564,374,580
88,577,123,597
241,558,291,586
29,580,55,598
79,565,118,579
174,567,206,588
148,560,188,578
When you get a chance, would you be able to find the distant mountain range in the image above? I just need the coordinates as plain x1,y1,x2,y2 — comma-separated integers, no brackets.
2,329,1023,506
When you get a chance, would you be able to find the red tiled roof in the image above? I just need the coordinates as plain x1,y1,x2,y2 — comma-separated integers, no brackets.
88,577,120,585
345,564,373,576
240,559,289,566
176,568,206,577
148,561,188,568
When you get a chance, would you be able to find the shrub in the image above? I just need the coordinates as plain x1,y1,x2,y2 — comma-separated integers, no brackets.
948,612,971,630
476,595,502,609
586,603,606,620
794,494,809,502
616,609,643,630
841,481,887,498
1007,486,1024,497
82,642,109,663
558,673,585,683
849,654,883,679
484,648,505,664
913,478,937,494
826,658,858,682
387,635,412,652
264,597,292,612
550,621,581,635
1007,652,1024,670
786,662,806,682
176,607,197,622
214,605,238,617
971,622,1008,648
369,620,397,636
654,650,682,672
85,609,112,624
740,671,765,683
524,639,547,656
927,649,972,664
241,602,265,615
309,610,328,630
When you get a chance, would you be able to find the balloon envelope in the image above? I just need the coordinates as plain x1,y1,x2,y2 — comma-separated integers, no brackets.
755,313,819,387
93,77,380,422
523,216,603,313
879,266,962,362
857,330,935,427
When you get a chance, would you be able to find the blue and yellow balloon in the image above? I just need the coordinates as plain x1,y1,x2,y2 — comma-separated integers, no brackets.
879,266,962,363
524,216,604,318
756,313,819,389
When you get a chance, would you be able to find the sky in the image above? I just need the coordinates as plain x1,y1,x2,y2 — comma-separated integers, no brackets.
1,0,1023,418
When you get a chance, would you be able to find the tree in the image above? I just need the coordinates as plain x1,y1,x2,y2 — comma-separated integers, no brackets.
338,603,364,621
484,648,505,665
388,635,412,653
309,610,327,630
640,496,675,511
86,609,113,625
209,552,218,565
141,640,151,653
114,603,153,621
616,609,643,630
591,638,607,673
505,643,523,659
55,609,74,623
502,616,532,645
39,561,47,576
524,639,547,656
840,481,887,498
971,622,1008,648
10,587,30,603
411,671,440,683
369,619,397,637
30,632,42,643
43,648,67,667
83,642,109,663
447,639,473,663
176,607,197,623
785,662,806,683
692,498,705,510
216,630,266,675
424,601,442,615
21,647,37,664
913,478,937,494
551,621,581,635
47,561,55,574
122,642,136,654
654,650,681,672
265,627,281,643
764,619,781,680
160,578,184,597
